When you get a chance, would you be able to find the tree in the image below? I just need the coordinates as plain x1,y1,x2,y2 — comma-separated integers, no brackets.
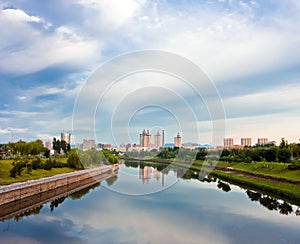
52,137,61,154
280,138,288,148
278,148,291,164
264,147,277,162
67,149,83,169
196,149,208,160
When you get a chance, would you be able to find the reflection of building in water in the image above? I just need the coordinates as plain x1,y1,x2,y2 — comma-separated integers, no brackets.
139,129,151,148
138,165,166,187
154,168,160,181
139,166,152,184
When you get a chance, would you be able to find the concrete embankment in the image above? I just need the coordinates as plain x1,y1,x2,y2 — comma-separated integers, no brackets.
0,165,119,207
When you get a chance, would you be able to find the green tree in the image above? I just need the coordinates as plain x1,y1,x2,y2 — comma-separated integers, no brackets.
67,149,83,169
278,148,291,164
264,147,278,162
52,137,61,154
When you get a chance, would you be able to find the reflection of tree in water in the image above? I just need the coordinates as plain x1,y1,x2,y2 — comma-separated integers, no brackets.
124,160,139,168
105,176,118,186
279,202,293,215
217,181,231,192
124,161,170,174
246,190,296,216
50,197,67,211
199,175,218,183
14,205,43,222
259,196,279,211
246,191,261,202
69,183,101,200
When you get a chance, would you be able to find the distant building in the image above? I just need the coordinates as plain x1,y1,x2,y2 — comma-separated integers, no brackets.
61,132,71,144
224,138,234,148
83,139,96,150
154,131,162,148
140,129,151,148
257,138,268,146
45,141,52,150
174,132,182,148
241,138,252,147
103,144,111,149
162,130,165,147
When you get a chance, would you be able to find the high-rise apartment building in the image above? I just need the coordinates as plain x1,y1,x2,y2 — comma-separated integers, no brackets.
61,132,71,144
224,138,234,148
83,139,96,150
241,138,252,147
257,138,268,146
140,129,151,148
154,131,162,148
174,132,182,148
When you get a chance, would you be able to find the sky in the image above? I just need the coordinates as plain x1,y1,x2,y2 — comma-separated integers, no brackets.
0,0,300,146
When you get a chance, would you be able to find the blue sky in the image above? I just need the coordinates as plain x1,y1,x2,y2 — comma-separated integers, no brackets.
0,0,300,146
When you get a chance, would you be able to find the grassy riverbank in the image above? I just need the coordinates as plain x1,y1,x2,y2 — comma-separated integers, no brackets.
0,159,76,185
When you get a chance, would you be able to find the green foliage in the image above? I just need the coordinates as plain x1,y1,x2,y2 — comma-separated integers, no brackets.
264,147,278,162
102,149,119,165
52,137,61,154
278,148,291,163
67,149,83,169
44,158,53,170
32,158,41,170
218,143,293,164
8,139,46,157
10,161,27,177
157,147,179,159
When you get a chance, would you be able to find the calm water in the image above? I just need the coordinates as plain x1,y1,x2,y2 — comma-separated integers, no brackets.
1,162,300,244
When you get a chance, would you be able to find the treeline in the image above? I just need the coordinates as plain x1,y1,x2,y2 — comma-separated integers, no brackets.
9,149,119,177
8,140,49,157
154,138,300,165
196,138,300,165
52,137,70,154
67,149,119,169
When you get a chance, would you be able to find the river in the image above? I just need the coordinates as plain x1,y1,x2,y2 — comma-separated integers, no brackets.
0,161,300,244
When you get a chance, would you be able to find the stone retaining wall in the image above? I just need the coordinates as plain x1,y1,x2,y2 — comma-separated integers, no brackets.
0,165,119,206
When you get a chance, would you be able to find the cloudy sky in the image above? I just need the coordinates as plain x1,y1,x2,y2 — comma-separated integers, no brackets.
0,0,300,146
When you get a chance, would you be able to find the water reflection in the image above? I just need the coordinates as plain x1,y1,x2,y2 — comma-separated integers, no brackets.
246,190,294,215
1,162,300,243
124,160,300,216
0,178,111,222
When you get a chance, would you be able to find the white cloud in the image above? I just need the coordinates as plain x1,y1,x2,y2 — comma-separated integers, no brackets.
74,0,147,30
0,8,102,74
1,8,44,24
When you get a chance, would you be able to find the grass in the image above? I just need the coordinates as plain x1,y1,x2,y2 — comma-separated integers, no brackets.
0,159,76,186
193,160,300,182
